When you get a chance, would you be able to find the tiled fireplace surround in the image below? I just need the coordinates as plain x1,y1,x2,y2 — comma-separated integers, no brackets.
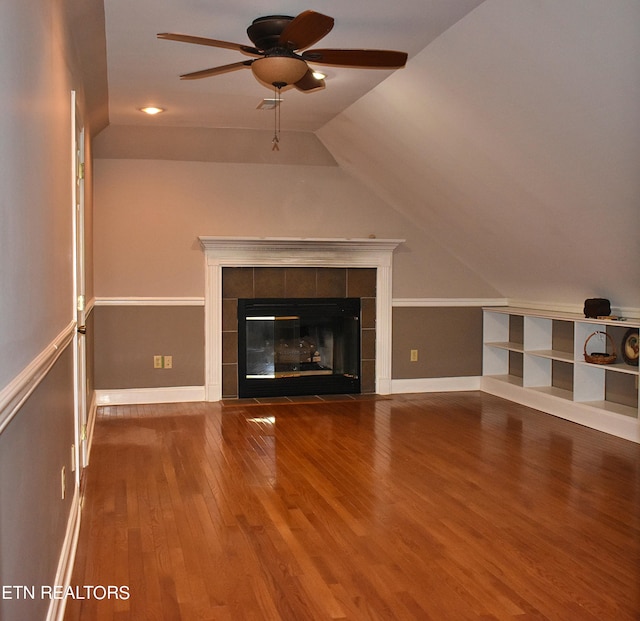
221,267,377,398
199,237,402,402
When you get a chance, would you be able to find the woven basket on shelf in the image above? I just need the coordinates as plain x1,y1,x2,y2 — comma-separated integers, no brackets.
583,331,617,364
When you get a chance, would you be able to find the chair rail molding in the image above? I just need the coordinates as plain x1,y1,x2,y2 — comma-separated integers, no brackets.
393,298,508,307
199,236,404,401
0,321,75,435
94,297,205,306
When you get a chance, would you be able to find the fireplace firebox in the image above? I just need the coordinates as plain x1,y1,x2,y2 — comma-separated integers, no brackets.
238,298,361,398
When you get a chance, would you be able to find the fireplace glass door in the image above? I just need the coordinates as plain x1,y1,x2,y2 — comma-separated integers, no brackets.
238,298,360,398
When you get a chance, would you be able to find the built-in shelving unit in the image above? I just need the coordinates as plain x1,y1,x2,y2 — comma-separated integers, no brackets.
483,307,639,443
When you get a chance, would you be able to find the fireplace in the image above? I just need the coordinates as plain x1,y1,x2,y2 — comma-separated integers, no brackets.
238,298,361,398
198,237,404,402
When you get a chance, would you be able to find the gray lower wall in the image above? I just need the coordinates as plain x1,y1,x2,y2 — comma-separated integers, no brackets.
94,306,205,389
0,346,76,621
392,307,483,379
94,304,484,391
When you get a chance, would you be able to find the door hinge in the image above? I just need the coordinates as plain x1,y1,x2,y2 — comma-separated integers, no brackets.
78,162,85,180
77,295,85,312
81,424,87,441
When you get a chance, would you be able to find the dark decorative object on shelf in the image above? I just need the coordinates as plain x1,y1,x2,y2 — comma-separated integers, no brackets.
621,328,639,366
583,298,611,318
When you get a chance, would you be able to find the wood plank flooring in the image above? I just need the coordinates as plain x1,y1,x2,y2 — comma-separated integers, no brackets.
64,392,640,620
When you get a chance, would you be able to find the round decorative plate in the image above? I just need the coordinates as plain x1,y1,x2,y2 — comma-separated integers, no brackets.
621,328,639,366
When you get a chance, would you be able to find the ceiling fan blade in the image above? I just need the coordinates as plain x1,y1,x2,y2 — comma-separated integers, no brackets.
157,33,262,56
302,49,408,68
294,69,326,92
180,60,253,80
278,10,334,51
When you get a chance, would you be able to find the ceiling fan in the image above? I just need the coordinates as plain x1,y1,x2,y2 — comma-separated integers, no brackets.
157,10,408,91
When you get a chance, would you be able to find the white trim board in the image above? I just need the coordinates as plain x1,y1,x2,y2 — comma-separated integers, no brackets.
508,298,640,320
84,391,98,467
94,297,505,308
392,376,481,393
95,386,206,406
47,488,81,621
95,297,205,306
90,297,639,319
482,376,640,444
393,298,507,307
95,382,482,406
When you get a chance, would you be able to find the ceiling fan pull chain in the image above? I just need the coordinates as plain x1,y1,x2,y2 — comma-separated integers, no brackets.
272,85,281,151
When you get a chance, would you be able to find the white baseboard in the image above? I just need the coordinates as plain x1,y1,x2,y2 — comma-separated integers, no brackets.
84,391,98,467
391,376,481,394
481,376,640,444
47,488,81,621
95,386,205,406
98,381,482,403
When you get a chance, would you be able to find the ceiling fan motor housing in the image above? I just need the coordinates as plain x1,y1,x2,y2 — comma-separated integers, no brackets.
247,15,294,51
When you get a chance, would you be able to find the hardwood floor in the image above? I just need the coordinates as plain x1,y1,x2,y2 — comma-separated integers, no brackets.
64,392,640,620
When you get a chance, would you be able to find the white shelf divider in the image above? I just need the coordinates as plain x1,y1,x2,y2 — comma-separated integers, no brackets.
523,354,551,388
525,316,552,351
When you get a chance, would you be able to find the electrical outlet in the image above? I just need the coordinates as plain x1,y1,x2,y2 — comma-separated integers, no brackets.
164,355,173,369
60,467,66,500
410,349,418,362
154,355,163,369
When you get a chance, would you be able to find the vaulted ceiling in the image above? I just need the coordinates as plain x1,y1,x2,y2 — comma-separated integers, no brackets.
85,0,640,311
318,1,640,310
102,0,484,131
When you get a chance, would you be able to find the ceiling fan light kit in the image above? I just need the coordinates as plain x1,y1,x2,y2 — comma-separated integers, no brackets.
251,56,308,87
158,10,408,147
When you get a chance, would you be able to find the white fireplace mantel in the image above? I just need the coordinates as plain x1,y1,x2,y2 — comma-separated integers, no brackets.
199,236,404,401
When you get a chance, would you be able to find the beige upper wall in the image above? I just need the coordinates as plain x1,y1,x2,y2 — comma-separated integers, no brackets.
0,1,77,386
0,0,98,388
92,0,640,311
63,0,109,135
318,0,640,311
93,158,500,299
94,125,338,166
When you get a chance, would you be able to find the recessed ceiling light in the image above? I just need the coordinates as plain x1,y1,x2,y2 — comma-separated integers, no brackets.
312,71,326,80
139,106,165,115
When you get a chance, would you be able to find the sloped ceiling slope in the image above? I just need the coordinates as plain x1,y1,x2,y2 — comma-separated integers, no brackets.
318,0,640,311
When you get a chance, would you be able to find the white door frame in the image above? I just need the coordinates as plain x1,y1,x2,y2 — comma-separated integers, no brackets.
71,91,88,480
